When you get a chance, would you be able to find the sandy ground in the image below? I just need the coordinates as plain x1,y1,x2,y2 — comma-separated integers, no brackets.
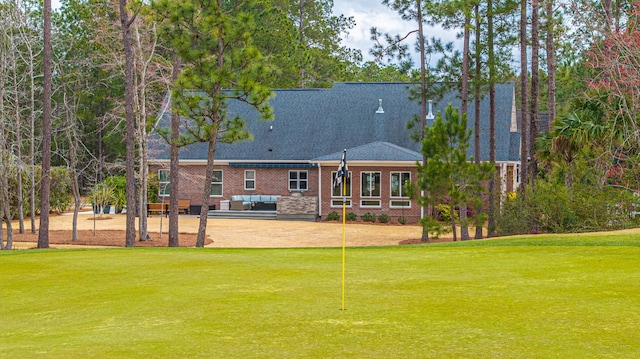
5,211,431,249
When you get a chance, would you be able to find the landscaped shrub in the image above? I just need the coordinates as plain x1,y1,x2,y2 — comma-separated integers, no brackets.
378,214,390,223
325,211,340,221
360,212,376,222
89,183,113,217
346,212,357,221
435,204,452,222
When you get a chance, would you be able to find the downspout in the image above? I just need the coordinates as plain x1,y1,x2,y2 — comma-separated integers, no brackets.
318,163,322,218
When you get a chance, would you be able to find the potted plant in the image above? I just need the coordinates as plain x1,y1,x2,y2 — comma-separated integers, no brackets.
89,183,113,218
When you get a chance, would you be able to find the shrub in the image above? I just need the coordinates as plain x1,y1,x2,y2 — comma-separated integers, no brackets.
496,178,639,235
49,167,72,214
435,204,452,222
325,211,340,221
378,214,390,223
360,212,376,222
89,183,113,217
147,173,159,204
346,212,357,221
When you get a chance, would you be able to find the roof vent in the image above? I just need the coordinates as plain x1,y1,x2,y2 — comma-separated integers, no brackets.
376,99,384,114
426,100,435,120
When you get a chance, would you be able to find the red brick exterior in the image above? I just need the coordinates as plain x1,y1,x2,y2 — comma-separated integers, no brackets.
320,165,421,224
150,162,518,225
150,164,318,210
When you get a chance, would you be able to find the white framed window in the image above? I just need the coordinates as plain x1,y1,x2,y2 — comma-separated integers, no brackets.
331,199,352,207
361,171,381,207
331,170,352,207
331,171,351,197
210,170,223,196
289,170,308,191
245,170,255,190
390,172,411,208
390,200,411,208
361,172,381,197
158,169,170,196
390,172,410,198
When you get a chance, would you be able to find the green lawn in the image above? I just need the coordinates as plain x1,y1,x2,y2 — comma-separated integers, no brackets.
2,234,640,358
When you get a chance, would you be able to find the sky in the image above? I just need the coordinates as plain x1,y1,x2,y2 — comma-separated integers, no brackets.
332,1,460,63
51,0,459,64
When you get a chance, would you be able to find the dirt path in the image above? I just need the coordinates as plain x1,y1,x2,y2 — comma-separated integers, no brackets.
7,212,426,249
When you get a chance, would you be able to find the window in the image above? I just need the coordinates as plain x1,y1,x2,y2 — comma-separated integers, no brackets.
331,171,352,207
245,170,255,190
331,171,351,197
361,171,381,207
158,169,170,196
361,172,381,197
390,172,411,208
289,170,308,191
391,172,410,197
210,170,223,196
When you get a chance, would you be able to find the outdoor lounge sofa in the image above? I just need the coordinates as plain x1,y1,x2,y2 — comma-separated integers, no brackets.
229,195,280,211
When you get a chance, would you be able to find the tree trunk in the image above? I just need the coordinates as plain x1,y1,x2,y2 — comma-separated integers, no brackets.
519,0,529,197
487,0,497,237
196,136,217,248
119,0,137,247
546,0,556,132
530,0,540,186
12,52,25,234
473,4,483,240
168,55,181,247
460,6,471,241
38,0,53,249
417,1,430,243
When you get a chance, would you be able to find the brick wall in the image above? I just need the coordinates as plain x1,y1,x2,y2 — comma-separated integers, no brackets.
149,164,319,211
320,165,421,224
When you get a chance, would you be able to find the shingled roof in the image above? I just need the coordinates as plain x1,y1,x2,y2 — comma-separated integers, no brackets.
150,82,519,163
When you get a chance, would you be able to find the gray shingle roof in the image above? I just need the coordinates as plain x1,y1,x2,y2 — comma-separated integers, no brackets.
150,82,519,163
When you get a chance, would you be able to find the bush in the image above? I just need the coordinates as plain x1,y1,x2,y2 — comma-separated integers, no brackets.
496,179,639,235
346,212,357,221
360,212,376,222
325,211,340,221
147,173,159,204
378,214,390,223
435,204,453,222
49,167,72,214
89,183,113,217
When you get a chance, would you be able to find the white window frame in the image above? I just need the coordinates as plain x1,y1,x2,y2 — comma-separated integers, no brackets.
289,170,308,191
361,171,381,208
331,170,353,208
244,170,256,190
390,172,411,208
158,169,170,196
210,170,223,197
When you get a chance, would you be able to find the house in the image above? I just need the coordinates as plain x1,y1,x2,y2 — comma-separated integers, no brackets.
148,82,521,223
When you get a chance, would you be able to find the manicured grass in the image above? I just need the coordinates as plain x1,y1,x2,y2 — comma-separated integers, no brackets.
2,235,640,358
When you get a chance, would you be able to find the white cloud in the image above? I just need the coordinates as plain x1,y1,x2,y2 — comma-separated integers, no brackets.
333,1,460,64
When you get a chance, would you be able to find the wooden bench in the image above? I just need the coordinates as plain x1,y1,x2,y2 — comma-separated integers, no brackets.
166,199,191,214
147,203,168,216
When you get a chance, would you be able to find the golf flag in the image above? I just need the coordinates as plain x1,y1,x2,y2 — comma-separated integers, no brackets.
333,149,349,311
333,149,348,189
